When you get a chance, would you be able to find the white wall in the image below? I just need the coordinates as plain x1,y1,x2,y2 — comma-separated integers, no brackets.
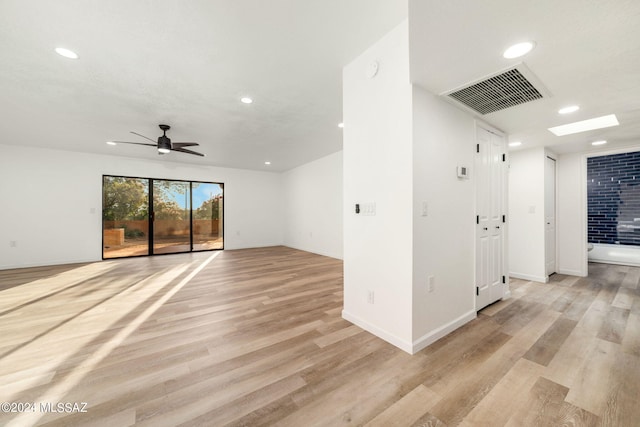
0,144,283,269
557,151,588,276
508,147,547,281
342,20,415,351
342,20,482,354
411,86,476,348
282,151,343,259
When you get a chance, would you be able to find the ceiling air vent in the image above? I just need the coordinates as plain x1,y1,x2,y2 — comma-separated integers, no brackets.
445,65,546,115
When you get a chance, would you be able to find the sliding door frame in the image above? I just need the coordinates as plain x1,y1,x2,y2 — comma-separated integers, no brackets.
102,174,224,260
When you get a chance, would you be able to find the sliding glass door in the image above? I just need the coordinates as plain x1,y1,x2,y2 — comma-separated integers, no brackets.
102,175,223,259
192,182,224,250
102,176,150,258
152,180,191,254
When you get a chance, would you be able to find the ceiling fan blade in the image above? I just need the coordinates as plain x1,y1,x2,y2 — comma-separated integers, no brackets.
172,147,205,157
172,142,199,148
130,131,157,143
112,141,157,147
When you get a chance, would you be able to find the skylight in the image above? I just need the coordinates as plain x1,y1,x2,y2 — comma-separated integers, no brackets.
548,114,619,136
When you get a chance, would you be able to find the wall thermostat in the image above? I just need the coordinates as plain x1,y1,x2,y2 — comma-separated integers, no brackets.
457,166,470,179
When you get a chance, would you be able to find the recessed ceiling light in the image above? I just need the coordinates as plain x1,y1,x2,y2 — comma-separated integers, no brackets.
338,122,344,128
241,97,253,104
509,141,522,147
558,105,580,114
106,141,117,146
591,140,607,146
503,41,535,59
55,47,78,59
264,161,271,165
548,114,619,136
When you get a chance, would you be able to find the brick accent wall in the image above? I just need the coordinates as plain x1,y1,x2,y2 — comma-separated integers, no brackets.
587,151,640,245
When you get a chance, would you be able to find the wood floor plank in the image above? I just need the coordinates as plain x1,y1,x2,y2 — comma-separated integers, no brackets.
523,316,578,366
563,288,600,322
556,402,600,427
601,350,640,427
409,412,446,427
576,298,609,337
597,306,630,344
504,377,568,427
429,309,560,425
479,297,516,316
621,267,640,290
313,324,363,348
622,312,640,357
427,330,512,394
565,338,621,416
1,252,640,426
460,358,546,427
363,384,440,427
174,374,307,427
544,326,599,389
273,351,414,426
612,286,635,309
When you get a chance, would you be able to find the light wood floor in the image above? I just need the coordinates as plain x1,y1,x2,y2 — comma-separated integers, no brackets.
1,247,639,426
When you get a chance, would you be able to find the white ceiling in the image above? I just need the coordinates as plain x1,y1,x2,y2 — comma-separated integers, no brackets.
410,0,640,155
3,1,640,173
0,0,407,171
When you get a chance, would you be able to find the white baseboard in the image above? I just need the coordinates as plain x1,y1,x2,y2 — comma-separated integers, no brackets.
411,310,477,354
509,272,548,283
343,309,478,355
557,268,587,277
342,310,413,354
283,244,343,260
0,256,100,270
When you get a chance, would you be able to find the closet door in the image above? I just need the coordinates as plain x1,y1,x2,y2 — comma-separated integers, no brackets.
476,126,507,310
545,156,557,275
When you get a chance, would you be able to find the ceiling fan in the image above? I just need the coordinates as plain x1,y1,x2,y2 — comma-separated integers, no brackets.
110,124,205,157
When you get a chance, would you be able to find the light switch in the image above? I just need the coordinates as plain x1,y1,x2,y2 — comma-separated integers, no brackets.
422,202,428,216
361,202,376,216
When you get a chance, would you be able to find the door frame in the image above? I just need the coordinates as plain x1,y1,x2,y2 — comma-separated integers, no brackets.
545,153,558,278
102,174,225,260
578,146,640,273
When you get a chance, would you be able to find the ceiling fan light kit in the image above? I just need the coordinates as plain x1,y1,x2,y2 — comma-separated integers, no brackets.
109,124,205,157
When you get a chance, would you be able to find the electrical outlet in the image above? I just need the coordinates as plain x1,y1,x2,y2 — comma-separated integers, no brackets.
427,276,435,293
367,290,375,304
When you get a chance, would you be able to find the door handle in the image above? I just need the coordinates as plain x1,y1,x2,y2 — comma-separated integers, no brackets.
496,226,500,229
483,227,488,230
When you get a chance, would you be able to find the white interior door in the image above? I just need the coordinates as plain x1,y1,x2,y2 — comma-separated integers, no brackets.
476,127,506,310
545,156,557,276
